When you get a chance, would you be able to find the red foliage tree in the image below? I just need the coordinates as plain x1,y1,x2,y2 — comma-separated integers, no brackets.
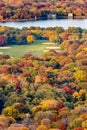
1,65,9,73
18,61,33,68
58,107,69,113
62,34,71,41
0,36,7,46
57,123,67,130
11,77,21,91
63,86,71,94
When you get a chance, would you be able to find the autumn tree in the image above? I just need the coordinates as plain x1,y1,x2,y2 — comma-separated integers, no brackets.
36,125,48,130
74,70,87,82
0,35,7,46
49,34,62,44
27,35,35,43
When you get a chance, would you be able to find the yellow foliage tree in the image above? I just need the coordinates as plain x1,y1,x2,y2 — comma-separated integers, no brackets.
73,91,79,100
82,120,87,129
0,26,6,33
43,30,55,38
74,70,87,81
35,75,47,84
27,35,35,43
2,106,20,119
83,47,87,51
73,89,86,101
79,89,86,97
36,125,48,130
49,34,58,43
40,100,59,110
2,106,13,116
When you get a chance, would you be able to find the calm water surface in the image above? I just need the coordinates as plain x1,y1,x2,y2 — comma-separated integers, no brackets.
0,19,87,29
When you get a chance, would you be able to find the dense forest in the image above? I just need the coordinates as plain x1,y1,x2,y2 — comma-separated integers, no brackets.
0,0,87,21
0,26,87,130
0,25,87,46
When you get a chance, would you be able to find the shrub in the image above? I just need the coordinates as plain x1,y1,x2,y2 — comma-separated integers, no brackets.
36,125,48,130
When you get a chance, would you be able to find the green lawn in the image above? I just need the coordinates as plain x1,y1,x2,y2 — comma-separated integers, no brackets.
0,40,60,57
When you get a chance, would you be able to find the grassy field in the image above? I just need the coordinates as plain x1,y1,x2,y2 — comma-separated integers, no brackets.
0,40,60,57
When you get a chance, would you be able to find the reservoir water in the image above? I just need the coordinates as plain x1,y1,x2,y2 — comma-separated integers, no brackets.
0,19,87,29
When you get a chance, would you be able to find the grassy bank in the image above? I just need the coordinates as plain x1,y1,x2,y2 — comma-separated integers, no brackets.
0,40,60,57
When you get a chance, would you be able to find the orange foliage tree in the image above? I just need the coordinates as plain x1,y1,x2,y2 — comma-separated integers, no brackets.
27,35,35,43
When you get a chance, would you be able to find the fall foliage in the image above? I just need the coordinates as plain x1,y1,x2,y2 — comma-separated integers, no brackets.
27,35,35,43
0,26,87,130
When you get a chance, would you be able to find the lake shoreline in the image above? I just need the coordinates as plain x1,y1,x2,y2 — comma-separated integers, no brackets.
1,15,87,23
